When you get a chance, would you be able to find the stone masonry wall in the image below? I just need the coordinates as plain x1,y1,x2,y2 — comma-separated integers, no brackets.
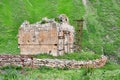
18,14,75,56
0,55,107,69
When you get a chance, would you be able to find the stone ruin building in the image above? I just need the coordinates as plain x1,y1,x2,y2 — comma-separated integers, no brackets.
18,14,75,56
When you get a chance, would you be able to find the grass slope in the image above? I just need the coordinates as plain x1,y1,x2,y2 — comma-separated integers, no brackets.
0,63,120,80
34,51,100,60
82,0,120,63
0,0,119,62
0,0,84,54
0,0,120,79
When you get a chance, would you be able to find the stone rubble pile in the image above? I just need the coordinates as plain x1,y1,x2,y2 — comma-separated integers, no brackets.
0,55,107,69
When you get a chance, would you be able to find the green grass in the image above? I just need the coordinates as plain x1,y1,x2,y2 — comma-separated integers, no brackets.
0,0,119,61
82,0,120,62
34,51,100,60
0,0,84,54
0,0,120,80
0,62,120,80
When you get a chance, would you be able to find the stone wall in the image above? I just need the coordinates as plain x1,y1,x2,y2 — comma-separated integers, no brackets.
18,14,75,56
0,55,107,69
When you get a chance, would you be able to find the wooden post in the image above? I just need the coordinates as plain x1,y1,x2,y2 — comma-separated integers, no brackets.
74,19,84,52
20,55,24,74
31,56,33,68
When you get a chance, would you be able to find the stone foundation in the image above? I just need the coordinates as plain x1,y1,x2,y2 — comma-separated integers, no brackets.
0,55,107,69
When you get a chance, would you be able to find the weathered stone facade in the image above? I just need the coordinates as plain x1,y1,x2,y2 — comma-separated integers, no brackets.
0,55,107,69
18,14,75,56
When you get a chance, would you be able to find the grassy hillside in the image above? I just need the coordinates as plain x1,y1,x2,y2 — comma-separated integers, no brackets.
0,64,120,80
82,0,120,63
0,0,84,54
0,0,119,61
0,0,120,79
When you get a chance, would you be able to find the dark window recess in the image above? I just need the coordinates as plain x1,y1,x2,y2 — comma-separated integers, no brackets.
49,50,51,53
54,44,57,46
58,49,64,51
33,35,36,38
58,36,64,39
66,19,67,21
63,31,70,34
70,47,74,49
25,23,28,26
60,19,62,22
33,40,35,42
